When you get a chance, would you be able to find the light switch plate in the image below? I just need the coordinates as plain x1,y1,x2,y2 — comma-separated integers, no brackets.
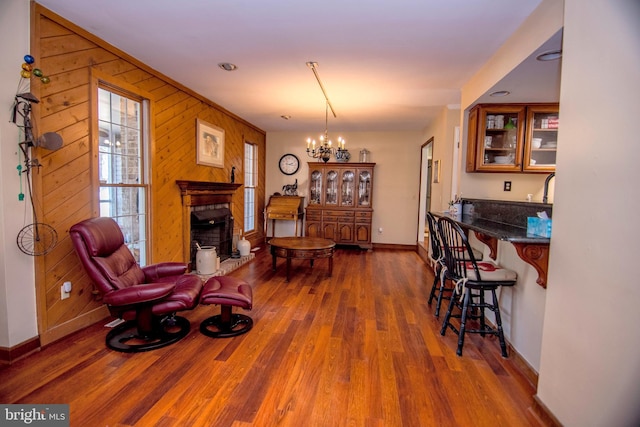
61,285,70,300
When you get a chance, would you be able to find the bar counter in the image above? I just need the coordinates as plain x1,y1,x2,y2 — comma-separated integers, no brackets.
432,199,552,288
433,212,550,244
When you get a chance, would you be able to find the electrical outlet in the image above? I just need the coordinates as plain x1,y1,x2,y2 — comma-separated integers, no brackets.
61,284,70,300
504,181,512,191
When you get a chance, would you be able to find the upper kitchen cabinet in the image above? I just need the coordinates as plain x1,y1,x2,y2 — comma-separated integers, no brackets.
523,105,559,172
466,103,559,173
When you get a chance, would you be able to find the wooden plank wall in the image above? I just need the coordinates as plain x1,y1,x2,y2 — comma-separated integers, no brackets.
30,4,266,345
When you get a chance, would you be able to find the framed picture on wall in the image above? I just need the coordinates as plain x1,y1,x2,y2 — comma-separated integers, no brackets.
196,119,225,168
433,159,441,183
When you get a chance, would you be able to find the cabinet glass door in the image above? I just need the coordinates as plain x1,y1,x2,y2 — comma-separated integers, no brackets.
524,106,558,172
358,170,372,207
309,169,323,205
325,169,338,205
340,170,355,206
476,106,525,171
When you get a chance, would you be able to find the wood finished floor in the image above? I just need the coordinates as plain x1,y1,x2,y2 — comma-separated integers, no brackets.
0,247,543,426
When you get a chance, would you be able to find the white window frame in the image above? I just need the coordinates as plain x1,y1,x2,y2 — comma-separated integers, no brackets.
97,84,150,265
244,142,258,234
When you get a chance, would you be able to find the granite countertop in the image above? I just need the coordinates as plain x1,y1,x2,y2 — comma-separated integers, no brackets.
433,212,550,244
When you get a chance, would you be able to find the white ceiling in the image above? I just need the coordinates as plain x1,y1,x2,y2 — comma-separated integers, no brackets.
37,0,560,133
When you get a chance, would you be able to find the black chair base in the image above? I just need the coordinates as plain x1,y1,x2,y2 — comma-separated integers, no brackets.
440,287,509,358
106,315,190,353
200,311,253,338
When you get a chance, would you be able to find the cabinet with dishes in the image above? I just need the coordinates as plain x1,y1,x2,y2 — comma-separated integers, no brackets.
305,162,375,248
466,103,559,173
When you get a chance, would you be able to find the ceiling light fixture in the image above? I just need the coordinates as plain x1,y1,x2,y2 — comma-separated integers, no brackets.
304,62,349,163
536,50,562,61
218,62,238,71
490,90,511,97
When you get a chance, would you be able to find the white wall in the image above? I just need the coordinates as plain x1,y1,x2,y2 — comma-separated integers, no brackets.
0,0,38,348
266,131,424,245
537,1,640,425
422,106,460,212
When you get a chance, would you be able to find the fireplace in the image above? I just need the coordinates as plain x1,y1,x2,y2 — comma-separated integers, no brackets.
176,181,242,268
190,207,233,264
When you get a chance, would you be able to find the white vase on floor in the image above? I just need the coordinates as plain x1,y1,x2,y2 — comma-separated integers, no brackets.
238,237,251,257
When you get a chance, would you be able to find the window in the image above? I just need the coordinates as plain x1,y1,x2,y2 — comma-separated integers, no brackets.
244,142,258,234
98,86,149,265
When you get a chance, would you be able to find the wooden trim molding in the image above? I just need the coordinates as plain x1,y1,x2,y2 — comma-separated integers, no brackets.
507,341,539,390
530,395,563,427
372,243,417,251
0,336,41,365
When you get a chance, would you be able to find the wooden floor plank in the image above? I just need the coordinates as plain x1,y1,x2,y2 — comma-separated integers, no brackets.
0,247,544,426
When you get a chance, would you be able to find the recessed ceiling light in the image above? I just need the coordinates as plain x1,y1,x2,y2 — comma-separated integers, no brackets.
281,115,291,120
490,90,511,97
536,50,562,61
218,62,238,71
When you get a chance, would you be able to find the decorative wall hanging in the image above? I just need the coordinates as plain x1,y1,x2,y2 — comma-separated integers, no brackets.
10,54,61,256
196,119,225,168
433,160,441,184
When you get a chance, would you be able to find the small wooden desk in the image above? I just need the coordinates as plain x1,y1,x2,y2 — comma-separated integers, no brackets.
269,237,335,282
265,195,305,238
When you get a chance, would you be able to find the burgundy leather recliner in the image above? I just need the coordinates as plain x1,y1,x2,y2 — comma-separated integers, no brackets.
70,217,203,352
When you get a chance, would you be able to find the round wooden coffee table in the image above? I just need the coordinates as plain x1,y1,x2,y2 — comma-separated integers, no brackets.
268,237,336,282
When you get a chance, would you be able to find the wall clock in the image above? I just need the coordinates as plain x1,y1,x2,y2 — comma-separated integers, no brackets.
279,153,300,175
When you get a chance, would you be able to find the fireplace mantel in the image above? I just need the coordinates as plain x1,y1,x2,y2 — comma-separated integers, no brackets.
176,180,242,264
176,180,242,195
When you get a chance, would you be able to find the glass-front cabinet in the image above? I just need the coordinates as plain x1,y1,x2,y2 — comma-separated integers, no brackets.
340,170,355,206
309,168,323,205
325,169,338,205
467,103,558,173
475,105,526,172
523,105,559,172
358,170,372,207
305,162,375,249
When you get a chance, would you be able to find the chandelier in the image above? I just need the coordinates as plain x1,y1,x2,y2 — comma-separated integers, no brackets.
304,62,350,163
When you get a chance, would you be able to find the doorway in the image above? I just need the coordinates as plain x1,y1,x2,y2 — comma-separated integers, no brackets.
417,138,434,247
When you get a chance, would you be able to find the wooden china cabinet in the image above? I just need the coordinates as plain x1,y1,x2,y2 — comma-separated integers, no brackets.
305,162,375,249
466,103,559,173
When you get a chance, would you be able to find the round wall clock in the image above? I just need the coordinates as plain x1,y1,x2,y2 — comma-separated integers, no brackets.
279,153,300,175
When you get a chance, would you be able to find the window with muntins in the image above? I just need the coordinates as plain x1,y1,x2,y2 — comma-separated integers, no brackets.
97,86,149,265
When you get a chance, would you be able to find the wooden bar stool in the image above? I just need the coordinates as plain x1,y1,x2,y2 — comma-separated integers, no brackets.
437,216,516,357
427,212,483,317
